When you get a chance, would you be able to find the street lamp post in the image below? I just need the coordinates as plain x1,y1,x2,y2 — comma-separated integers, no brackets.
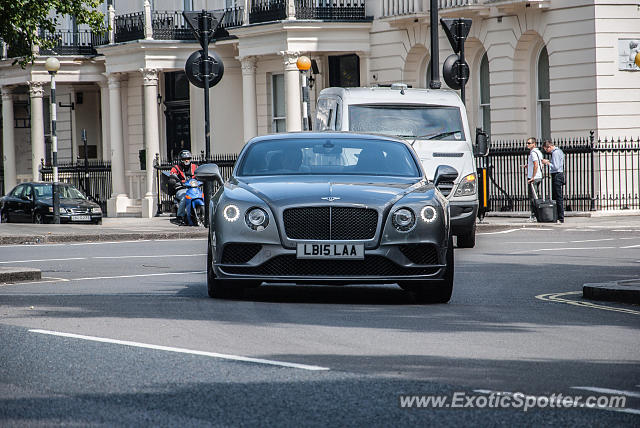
296,56,311,131
45,57,60,224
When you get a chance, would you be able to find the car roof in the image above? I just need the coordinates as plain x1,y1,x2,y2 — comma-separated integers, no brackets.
247,131,411,147
319,86,464,108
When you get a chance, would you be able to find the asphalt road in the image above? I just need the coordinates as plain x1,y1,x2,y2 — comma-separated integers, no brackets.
0,226,639,426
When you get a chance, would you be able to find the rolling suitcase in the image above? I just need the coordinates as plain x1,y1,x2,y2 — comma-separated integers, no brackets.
530,182,558,223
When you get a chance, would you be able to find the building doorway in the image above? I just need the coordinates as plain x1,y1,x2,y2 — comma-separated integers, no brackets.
164,71,191,161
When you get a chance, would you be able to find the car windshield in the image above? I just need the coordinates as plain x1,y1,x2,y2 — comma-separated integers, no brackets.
33,184,86,200
237,138,421,177
348,105,466,141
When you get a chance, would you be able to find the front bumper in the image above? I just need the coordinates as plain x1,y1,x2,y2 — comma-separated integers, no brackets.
45,213,102,223
449,200,478,235
213,242,447,284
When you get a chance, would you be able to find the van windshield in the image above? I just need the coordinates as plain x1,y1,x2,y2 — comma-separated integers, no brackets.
349,105,465,141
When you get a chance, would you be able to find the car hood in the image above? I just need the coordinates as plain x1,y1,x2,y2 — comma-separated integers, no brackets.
235,176,424,207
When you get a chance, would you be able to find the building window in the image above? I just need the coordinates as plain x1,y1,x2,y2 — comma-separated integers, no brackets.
537,46,550,140
479,52,491,135
272,74,286,132
329,54,360,87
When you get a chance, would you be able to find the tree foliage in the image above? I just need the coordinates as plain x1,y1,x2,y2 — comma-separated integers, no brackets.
0,0,107,67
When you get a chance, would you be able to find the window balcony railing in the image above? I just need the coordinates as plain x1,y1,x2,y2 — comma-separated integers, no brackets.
250,0,287,23
295,0,367,21
39,29,108,55
114,12,145,43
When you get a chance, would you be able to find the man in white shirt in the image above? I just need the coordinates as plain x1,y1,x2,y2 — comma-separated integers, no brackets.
525,137,543,221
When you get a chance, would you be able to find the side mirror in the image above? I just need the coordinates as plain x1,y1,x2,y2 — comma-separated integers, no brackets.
433,165,459,187
475,128,489,157
195,163,224,185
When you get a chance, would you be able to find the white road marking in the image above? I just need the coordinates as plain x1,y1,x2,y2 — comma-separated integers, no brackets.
511,246,616,254
0,257,87,264
0,238,207,248
29,329,329,371
536,291,640,315
620,244,640,249
569,238,616,243
0,254,206,264
571,387,640,399
2,271,205,286
477,228,522,235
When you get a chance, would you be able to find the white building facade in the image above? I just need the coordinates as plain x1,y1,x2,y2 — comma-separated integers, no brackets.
1,0,639,216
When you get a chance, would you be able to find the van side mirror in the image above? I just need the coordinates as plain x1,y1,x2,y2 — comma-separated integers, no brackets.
475,128,489,157
195,163,223,185
433,165,459,187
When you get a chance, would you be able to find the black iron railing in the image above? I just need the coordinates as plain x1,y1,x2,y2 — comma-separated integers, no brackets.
477,135,640,213
250,0,287,23
39,29,106,55
0,167,4,196
154,153,238,215
115,12,145,43
295,0,367,21
40,160,112,215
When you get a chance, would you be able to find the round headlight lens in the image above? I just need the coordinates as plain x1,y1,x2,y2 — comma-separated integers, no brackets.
223,204,240,222
245,207,269,230
392,208,416,232
420,206,437,223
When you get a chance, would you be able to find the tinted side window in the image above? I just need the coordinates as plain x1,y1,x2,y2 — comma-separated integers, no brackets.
10,185,25,197
23,185,33,201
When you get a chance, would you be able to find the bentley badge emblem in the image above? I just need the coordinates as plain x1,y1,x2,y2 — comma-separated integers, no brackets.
321,197,341,202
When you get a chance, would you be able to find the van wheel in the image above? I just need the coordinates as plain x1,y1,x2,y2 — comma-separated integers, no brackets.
400,236,454,304
456,222,476,248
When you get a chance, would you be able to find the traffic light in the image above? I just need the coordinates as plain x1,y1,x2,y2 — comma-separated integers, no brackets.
440,18,472,98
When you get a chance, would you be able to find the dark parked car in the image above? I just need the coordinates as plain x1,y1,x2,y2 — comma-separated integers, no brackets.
0,182,102,224
199,132,458,303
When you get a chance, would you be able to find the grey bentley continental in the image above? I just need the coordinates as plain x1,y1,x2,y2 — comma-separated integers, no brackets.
196,132,458,303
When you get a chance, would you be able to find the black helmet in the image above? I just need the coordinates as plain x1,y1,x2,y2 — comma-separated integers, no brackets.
179,150,192,161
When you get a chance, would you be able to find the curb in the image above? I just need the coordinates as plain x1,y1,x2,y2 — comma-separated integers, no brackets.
0,231,208,245
583,279,640,305
0,267,42,284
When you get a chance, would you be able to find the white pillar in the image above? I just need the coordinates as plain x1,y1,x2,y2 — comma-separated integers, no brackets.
108,5,115,44
29,81,45,182
240,56,258,142
141,68,160,218
106,73,129,216
281,51,302,132
286,0,296,20
358,52,370,87
1,86,17,191
98,81,110,160
144,0,153,40
243,0,250,26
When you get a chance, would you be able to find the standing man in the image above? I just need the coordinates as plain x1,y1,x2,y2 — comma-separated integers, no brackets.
524,137,543,222
542,140,565,223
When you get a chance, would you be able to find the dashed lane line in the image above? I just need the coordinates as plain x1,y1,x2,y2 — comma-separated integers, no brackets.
1,271,206,286
571,387,640,399
535,291,640,315
0,254,206,264
29,329,329,371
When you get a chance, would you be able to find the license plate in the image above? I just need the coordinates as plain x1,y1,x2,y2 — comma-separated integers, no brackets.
71,215,91,221
296,243,364,259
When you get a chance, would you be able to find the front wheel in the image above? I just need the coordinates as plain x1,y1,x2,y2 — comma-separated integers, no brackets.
456,222,476,248
194,204,205,227
33,212,46,224
400,236,454,304
1,210,9,223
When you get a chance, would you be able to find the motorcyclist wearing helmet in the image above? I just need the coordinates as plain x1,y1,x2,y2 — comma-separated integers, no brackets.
169,150,197,224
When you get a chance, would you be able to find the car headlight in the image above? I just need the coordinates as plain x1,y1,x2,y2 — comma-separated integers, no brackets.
420,206,438,223
59,207,68,214
245,207,269,231
391,208,416,232
454,173,476,197
223,204,240,222
91,207,102,214
48,207,53,213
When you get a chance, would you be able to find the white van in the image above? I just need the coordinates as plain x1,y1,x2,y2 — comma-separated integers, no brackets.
315,85,488,248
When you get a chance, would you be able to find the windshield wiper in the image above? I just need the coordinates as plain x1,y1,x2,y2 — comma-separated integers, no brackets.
427,130,462,140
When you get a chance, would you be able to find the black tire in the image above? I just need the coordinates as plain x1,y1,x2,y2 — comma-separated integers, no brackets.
456,222,476,248
207,236,249,299
93,218,102,225
195,205,205,227
1,210,9,223
33,212,45,224
400,236,454,304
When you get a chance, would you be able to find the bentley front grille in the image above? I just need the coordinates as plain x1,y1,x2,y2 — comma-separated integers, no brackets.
283,207,378,240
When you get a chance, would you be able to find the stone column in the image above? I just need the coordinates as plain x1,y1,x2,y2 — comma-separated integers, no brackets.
28,81,45,181
358,52,370,87
1,86,17,191
243,0,250,26
98,81,110,160
106,73,129,216
143,0,153,40
141,68,160,218
240,56,258,142
280,51,302,132
108,5,115,44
